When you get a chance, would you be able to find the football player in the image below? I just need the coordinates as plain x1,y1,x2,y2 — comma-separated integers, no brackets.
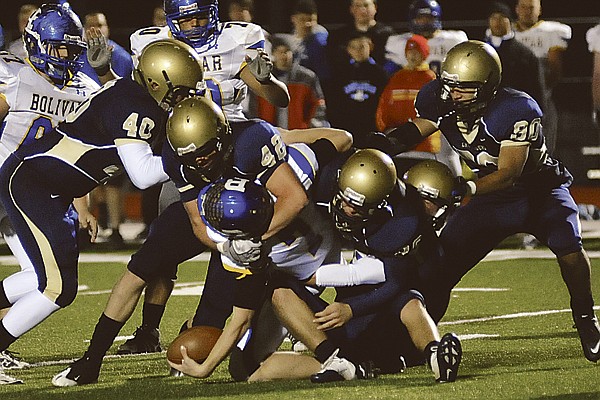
375,40,600,363
0,39,204,385
88,0,291,355
257,151,462,383
52,95,352,385
0,4,100,384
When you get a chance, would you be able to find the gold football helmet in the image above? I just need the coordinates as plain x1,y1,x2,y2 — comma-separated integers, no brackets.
332,149,397,232
439,40,502,118
403,160,456,230
133,39,205,109
166,96,232,182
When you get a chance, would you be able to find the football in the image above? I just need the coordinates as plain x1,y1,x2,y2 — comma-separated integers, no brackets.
166,325,222,364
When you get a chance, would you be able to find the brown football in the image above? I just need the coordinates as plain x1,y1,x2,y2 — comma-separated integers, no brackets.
167,325,222,364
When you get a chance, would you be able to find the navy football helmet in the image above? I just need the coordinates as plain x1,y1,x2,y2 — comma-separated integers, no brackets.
199,177,274,240
408,0,442,36
164,0,221,50
24,3,86,87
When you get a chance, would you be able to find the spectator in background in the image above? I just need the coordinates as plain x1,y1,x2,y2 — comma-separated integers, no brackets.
152,4,167,27
83,11,134,248
228,0,270,52
7,4,37,59
248,34,329,129
327,0,394,70
514,0,571,154
375,35,438,174
587,24,600,127
384,0,467,76
383,0,464,176
0,24,4,50
286,0,330,85
484,1,544,106
327,33,388,148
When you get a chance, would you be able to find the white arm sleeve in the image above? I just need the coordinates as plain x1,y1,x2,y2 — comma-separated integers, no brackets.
315,256,386,287
116,141,169,189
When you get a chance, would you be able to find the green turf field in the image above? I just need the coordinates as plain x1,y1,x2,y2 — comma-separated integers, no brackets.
0,250,599,399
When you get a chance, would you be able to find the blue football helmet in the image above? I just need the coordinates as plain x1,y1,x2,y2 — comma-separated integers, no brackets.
199,177,274,240
408,0,442,36
23,3,86,87
164,0,221,50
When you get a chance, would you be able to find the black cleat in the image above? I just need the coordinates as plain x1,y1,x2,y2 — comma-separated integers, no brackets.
117,326,161,355
574,314,600,362
51,355,101,387
429,333,462,383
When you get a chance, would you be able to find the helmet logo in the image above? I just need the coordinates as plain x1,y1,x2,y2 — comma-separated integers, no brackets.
179,4,199,13
342,187,365,207
417,184,440,199
64,34,82,41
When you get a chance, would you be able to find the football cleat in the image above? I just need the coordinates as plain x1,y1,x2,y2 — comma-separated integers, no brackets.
51,355,101,387
429,333,462,383
573,314,600,363
0,369,23,385
0,350,30,370
310,349,355,383
117,326,161,355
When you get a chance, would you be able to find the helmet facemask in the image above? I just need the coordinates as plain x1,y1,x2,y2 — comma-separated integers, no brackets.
165,0,221,50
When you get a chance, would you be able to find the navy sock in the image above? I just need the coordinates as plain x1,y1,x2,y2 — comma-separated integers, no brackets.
0,321,17,352
142,303,166,331
86,314,125,361
315,340,338,364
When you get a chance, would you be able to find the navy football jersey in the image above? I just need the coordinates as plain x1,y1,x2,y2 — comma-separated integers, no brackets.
13,78,166,198
163,119,287,202
415,81,564,181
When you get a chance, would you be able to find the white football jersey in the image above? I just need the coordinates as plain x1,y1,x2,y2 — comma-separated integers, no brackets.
0,52,99,163
130,22,267,122
385,30,468,74
586,24,600,53
514,20,571,59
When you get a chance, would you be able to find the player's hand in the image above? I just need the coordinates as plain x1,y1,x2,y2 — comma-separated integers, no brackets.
86,27,113,75
314,302,353,331
217,239,262,265
452,176,476,204
245,49,272,83
78,210,98,242
167,346,211,379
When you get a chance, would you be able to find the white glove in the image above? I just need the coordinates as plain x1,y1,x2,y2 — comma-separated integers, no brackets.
245,49,272,83
217,239,262,265
86,27,113,75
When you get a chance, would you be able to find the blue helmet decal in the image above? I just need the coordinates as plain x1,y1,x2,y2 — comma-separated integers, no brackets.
408,0,442,35
163,0,221,50
24,3,86,87
199,177,274,240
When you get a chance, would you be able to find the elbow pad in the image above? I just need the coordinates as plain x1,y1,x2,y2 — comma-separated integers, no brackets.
386,122,424,155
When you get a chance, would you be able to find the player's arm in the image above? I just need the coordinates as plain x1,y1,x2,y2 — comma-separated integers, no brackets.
240,49,290,108
467,142,529,196
168,306,254,379
115,140,169,189
278,127,353,153
262,162,309,240
182,199,218,250
0,94,8,121
368,117,438,156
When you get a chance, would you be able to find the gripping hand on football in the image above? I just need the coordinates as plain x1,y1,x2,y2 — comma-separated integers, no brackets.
217,239,262,265
86,27,113,76
244,49,273,83
167,346,211,379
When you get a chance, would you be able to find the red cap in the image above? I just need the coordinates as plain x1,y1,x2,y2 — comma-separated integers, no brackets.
405,34,429,59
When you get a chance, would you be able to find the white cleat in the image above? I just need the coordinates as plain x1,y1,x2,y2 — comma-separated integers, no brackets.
0,370,23,385
0,350,30,370
51,367,79,387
